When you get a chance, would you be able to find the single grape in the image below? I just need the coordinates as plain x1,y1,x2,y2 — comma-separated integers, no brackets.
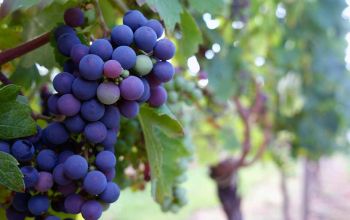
100,106,120,129
64,194,85,214
53,164,72,186
99,182,120,203
0,141,10,153
111,25,133,46
153,38,176,60
152,61,174,82
58,150,74,163
57,94,81,116
118,100,139,118
123,10,147,31
35,172,54,192
168,91,179,103
44,122,69,145
83,171,107,195
146,73,162,87
79,54,104,80
36,149,57,171
104,60,122,79
54,25,75,40
57,33,81,56
120,76,144,100
70,44,89,64
104,168,116,181
112,46,136,70
57,182,77,196
12,193,30,212
121,69,129,77
64,114,85,133
81,200,103,220
138,78,151,103
90,39,113,61
28,195,50,216
53,72,75,94
11,140,35,162
134,55,153,75
45,216,60,220
81,99,105,121
101,129,117,147
134,26,157,52
145,19,164,38
148,86,167,107
47,94,60,115
64,7,84,27
95,151,116,172
21,166,39,188
97,82,120,105
63,155,88,180
6,207,26,220
72,77,98,100
84,121,107,144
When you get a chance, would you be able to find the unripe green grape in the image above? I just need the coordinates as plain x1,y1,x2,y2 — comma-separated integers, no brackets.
178,195,188,207
184,81,196,92
174,187,186,199
174,174,187,184
164,80,175,90
121,69,130,77
170,204,181,213
192,89,203,99
134,55,153,75
175,77,186,89
168,91,178,103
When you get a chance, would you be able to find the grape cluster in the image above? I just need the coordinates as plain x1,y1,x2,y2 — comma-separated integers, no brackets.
3,7,176,220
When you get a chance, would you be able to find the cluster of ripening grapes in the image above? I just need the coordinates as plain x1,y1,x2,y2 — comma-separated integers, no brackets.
2,6,176,220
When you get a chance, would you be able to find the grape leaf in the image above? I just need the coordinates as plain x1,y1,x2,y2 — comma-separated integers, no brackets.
138,105,190,207
188,0,224,14
0,0,41,19
0,152,24,192
0,85,36,139
145,0,182,31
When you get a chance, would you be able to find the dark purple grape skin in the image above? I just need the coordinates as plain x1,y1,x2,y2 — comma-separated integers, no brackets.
152,61,175,83
21,166,39,188
118,100,139,118
47,94,60,115
57,33,81,56
53,72,75,94
83,171,107,195
0,141,10,153
44,122,69,145
64,194,85,214
95,151,116,172
57,94,81,116
81,99,105,122
63,155,88,180
90,39,113,61
84,122,107,144
99,182,120,203
54,25,75,40
64,7,85,27
36,149,57,171
138,78,151,103
45,216,60,220
134,26,157,52
64,114,85,133
120,76,144,100
72,77,98,101
79,54,104,80
35,172,54,192
28,195,50,216
101,130,117,147
123,10,147,31
145,19,164,38
148,86,168,107
63,59,76,73
6,207,26,220
146,73,162,87
57,182,77,196
112,46,136,70
100,106,120,130
58,150,74,164
153,38,176,60
81,200,103,220
104,168,116,181
26,126,42,144
104,60,122,79
53,164,72,186
70,44,89,64
111,25,133,46
12,193,30,212
11,140,35,162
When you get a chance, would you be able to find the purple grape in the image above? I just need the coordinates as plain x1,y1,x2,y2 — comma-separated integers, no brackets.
54,25,75,40
44,122,69,145
64,7,84,27
104,168,116,181
57,94,81,116
145,19,164,38
90,39,113,61
21,166,39,188
63,59,76,73
84,122,107,144
153,38,176,60
79,54,104,80
148,86,167,107
95,151,116,172
12,193,30,212
112,46,136,70
146,73,162,87
64,194,85,214
100,106,120,129
72,77,98,100
81,200,103,220
97,82,120,105
57,33,81,56
123,10,147,31
111,25,133,46
104,145,115,153
6,207,26,220
28,195,50,216
57,182,77,196
53,72,75,94
0,141,10,153
83,171,107,195
118,100,139,118
120,76,144,100
11,140,35,162
138,78,151,102
70,44,89,63
103,60,122,79
36,149,57,171
64,114,85,133
81,99,105,121
46,216,60,220
134,26,157,52
58,150,74,163
35,172,53,192
63,155,88,180
99,182,120,203
47,94,60,115
152,61,174,82
26,125,42,144
101,130,117,147
53,164,72,186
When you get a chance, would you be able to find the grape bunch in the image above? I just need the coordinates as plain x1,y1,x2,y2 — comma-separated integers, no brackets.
2,6,176,220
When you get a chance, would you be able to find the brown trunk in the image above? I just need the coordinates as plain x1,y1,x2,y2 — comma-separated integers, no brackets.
279,167,291,220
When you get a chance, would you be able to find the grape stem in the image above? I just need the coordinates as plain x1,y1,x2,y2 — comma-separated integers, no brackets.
0,32,50,65
93,0,110,37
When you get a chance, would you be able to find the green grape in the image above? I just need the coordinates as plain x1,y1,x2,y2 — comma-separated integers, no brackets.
121,69,130,77
184,81,196,92
170,204,181,213
174,174,188,184
174,187,186,199
175,76,186,89
164,80,175,90
192,88,203,99
168,91,179,103
134,55,153,75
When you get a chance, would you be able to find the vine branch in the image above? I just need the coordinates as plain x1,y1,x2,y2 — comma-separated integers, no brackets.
93,0,110,37
111,0,129,13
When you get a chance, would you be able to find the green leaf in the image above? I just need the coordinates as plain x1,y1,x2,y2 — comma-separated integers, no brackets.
10,64,40,89
138,105,190,206
178,10,203,60
0,152,24,192
0,85,36,139
0,0,41,19
188,0,224,14
145,0,182,31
